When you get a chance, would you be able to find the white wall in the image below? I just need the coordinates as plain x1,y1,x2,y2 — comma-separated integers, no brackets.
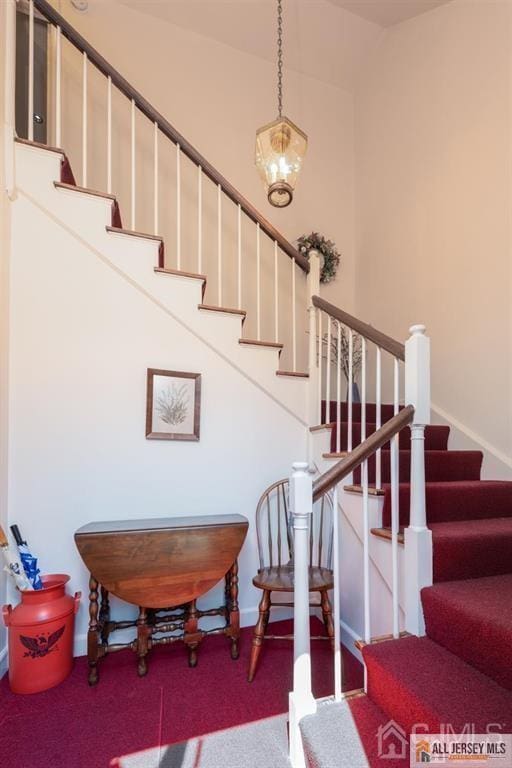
354,0,512,472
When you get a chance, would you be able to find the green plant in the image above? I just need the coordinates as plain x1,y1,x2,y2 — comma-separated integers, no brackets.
297,232,341,283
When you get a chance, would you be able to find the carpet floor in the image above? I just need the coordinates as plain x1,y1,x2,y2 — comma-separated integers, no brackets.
112,714,290,768
301,695,411,768
0,618,363,768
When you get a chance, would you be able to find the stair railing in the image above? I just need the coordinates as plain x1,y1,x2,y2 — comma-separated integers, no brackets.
289,313,432,768
5,0,312,372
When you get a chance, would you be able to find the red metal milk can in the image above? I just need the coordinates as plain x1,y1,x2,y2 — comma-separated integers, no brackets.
2,574,81,694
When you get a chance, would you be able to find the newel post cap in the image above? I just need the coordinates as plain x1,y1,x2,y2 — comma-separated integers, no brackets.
405,321,430,426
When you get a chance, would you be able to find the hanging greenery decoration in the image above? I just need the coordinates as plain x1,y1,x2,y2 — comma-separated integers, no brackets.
296,232,341,284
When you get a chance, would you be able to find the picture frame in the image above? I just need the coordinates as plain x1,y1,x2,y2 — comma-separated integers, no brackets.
146,368,201,441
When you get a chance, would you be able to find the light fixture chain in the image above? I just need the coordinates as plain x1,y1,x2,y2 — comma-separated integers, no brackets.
277,0,283,118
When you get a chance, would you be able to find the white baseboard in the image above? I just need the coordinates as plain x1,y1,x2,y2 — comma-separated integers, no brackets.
340,619,363,664
73,603,295,658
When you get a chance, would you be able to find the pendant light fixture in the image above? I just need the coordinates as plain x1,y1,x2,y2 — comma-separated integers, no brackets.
255,0,308,208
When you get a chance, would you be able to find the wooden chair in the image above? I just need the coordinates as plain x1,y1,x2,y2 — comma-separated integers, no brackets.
247,478,335,682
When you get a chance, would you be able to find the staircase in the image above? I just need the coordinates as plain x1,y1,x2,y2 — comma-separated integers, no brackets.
4,2,512,768
299,405,512,767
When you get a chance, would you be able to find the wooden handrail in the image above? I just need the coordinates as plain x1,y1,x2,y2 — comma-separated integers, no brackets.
312,405,415,501
312,296,405,360
32,0,309,274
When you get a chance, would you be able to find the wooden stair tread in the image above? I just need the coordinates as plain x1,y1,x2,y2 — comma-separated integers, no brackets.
54,181,116,202
106,225,163,242
371,527,405,544
239,339,283,349
344,484,386,497
155,267,206,282
355,630,410,651
310,422,336,433
15,137,64,155
198,304,246,317
276,370,309,378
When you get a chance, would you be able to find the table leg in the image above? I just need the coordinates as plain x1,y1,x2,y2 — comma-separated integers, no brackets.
87,575,100,686
99,587,110,646
224,572,231,624
136,607,150,677
184,600,199,668
229,559,240,660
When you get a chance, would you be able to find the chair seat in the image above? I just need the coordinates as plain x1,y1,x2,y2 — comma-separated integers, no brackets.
253,565,334,592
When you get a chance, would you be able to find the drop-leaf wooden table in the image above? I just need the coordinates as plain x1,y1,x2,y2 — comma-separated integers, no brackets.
74,514,248,685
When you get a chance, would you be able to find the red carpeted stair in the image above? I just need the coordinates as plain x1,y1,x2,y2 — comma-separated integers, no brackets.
353,448,483,485
329,422,450,452
362,636,512,735
429,517,512,582
382,480,512,527
421,575,512,691
321,399,512,752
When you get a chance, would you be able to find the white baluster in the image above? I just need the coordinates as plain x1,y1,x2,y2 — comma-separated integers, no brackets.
82,53,88,186
256,223,261,340
55,26,61,147
130,98,135,229
361,337,367,443
289,462,316,768
404,325,432,635
107,76,112,194
292,259,297,372
177,144,182,269
363,456,371,653
238,205,242,310
375,346,382,489
274,241,279,343
197,166,202,273
28,0,34,141
391,357,400,637
325,316,331,424
4,0,16,197
153,122,159,236
332,484,342,701
217,183,222,304
307,251,321,434
336,322,341,453
318,311,323,423
348,330,353,452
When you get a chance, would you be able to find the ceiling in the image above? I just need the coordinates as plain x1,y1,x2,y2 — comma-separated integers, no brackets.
330,0,452,28
113,0,453,92
115,0,383,92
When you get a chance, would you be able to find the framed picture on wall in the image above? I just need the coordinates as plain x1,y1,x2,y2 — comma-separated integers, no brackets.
146,369,201,441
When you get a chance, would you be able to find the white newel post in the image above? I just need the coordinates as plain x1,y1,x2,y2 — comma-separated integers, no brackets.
307,250,321,460
3,0,16,198
404,325,432,635
289,462,316,768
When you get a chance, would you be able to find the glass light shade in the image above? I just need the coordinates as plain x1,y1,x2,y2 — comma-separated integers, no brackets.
255,116,307,208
